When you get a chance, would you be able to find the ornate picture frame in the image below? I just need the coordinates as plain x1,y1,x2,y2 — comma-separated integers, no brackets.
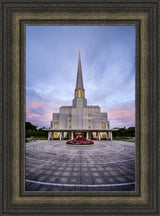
0,0,159,215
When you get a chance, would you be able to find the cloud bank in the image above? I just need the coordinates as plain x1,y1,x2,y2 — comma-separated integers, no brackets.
26,26,135,128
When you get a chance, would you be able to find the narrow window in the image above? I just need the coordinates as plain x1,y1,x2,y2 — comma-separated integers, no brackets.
69,120,72,128
78,89,81,97
88,120,91,128
82,90,84,98
102,122,106,129
54,123,58,129
75,90,77,98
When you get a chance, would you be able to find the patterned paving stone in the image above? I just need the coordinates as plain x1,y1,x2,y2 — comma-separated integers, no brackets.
25,140,135,191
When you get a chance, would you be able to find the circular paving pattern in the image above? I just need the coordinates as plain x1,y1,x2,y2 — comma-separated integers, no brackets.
25,140,135,191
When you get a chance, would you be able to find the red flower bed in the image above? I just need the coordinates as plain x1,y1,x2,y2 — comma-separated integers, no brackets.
66,137,94,145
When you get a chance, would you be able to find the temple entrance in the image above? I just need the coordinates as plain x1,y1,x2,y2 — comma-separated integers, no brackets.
54,132,58,139
77,132,83,138
48,130,113,141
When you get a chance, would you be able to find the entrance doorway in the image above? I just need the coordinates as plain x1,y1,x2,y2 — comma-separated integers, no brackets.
77,132,83,138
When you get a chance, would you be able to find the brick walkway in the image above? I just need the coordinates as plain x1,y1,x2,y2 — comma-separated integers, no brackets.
25,140,135,191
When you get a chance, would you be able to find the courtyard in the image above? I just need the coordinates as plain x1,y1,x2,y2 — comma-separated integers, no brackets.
25,140,135,191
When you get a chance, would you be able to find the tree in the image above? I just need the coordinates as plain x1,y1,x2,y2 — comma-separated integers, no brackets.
26,129,33,138
25,122,37,131
113,127,135,138
25,122,48,138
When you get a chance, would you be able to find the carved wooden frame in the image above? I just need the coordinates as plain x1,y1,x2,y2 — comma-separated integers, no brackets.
0,0,159,215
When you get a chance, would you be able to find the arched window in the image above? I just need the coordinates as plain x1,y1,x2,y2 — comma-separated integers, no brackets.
78,89,81,97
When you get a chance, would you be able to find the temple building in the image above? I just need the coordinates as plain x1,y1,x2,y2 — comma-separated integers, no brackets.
47,50,115,140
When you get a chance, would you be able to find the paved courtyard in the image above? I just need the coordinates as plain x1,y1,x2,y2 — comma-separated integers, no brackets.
25,140,135,191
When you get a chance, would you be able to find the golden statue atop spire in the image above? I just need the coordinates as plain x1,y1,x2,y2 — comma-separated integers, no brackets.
78,48,81,54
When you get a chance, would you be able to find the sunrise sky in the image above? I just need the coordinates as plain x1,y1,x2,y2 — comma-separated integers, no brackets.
26,25,135,129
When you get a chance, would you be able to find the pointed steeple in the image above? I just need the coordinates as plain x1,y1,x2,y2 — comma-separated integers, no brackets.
76,49,84,90
73,49,87,107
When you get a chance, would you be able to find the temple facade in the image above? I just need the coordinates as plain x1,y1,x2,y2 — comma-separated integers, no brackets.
48,50,115,140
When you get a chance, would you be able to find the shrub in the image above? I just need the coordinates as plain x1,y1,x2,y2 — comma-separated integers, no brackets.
66,137,94,145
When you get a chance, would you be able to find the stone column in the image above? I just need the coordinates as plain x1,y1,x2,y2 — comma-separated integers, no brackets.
98,132,101,141
110,132,113,141
90,132,92,140
86,132,88,139
108,132,111,140
62,132,64,140
96,132,98,140
48,132,51,140
51,132,53,140
71,132,73,140
106,132,108,140
59,132,62,140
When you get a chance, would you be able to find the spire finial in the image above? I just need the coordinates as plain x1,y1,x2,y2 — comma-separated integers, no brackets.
78,48,80,54
75,49,84,90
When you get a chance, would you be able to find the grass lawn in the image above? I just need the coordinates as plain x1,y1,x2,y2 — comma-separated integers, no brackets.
113,137,135,142
113,138,128,141
36,137,48,140
26,137,48,141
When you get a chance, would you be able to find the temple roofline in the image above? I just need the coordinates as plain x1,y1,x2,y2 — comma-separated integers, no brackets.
44,129,117,132
60,106,72,108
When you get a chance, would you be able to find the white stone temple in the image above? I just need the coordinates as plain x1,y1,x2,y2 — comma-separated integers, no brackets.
47,50,115,140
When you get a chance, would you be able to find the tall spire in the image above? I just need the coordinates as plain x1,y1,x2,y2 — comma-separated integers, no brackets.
76,49,84,90
73,49,87,106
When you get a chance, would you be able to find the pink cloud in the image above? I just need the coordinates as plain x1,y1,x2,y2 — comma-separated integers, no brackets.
51,103,58,108
26,100,57,127
103,101,135,128
109,108,135,121
106,101,135,122
26,99,135,128
26,101,47,110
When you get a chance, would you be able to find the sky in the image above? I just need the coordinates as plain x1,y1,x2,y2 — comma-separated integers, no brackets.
26,25,135,129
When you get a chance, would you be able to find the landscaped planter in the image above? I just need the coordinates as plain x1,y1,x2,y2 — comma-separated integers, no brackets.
66,137,94,145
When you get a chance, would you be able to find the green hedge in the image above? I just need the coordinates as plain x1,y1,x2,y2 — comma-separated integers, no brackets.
113,127,135,137
25,122,48,138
